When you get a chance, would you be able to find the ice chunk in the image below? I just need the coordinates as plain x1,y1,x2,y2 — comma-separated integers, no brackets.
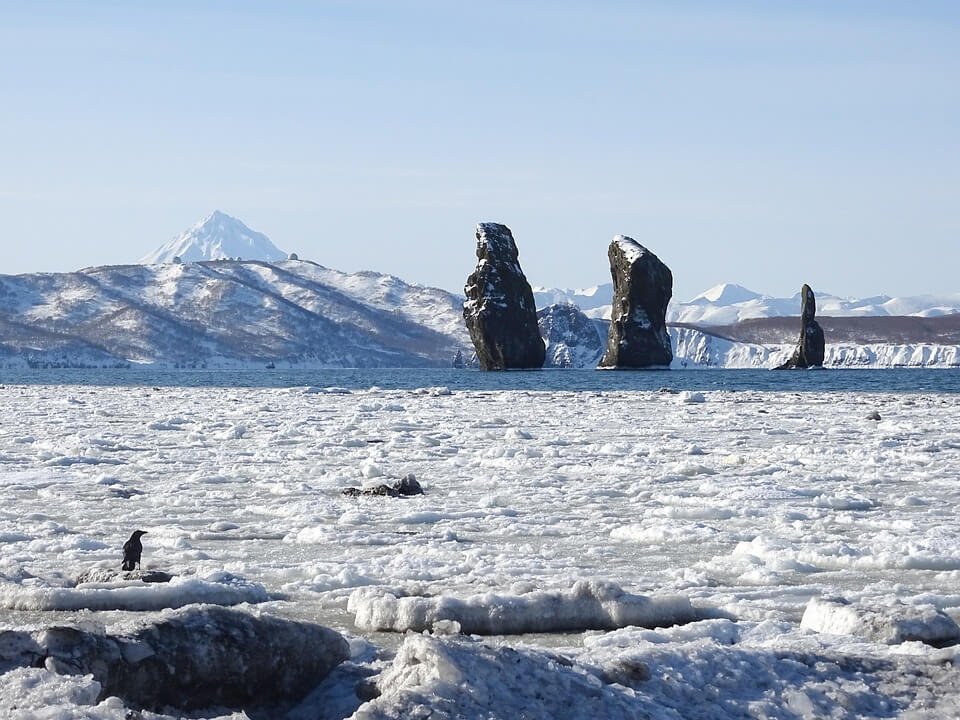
12,607,349,715
0,573,268,611
801,596,960,646
349,580,695,634
363,634,641,718
0,668,103,716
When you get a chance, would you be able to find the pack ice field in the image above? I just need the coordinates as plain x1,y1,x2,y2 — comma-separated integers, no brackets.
1,383,959,718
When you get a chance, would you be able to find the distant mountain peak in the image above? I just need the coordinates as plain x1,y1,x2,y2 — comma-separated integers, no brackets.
139,211,287,264
688,283,764,305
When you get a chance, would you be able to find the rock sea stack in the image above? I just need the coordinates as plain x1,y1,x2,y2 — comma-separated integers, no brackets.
463,223,545,370
777,284,825,369
598,236,673,369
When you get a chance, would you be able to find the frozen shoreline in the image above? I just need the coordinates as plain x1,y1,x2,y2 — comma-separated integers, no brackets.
2,384,959,716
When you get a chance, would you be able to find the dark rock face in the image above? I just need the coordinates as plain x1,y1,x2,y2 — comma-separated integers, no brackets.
463,223,545,370
452,349,464,369
343,474,423,498
4,607,349,715
537,304,604,368
598,236,673,369
777,284,825,369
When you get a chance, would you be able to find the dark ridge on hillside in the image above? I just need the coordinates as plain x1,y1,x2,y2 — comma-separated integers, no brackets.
675,314,960,346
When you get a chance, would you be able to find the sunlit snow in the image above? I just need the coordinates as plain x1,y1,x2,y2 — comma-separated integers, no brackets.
1,382,959,717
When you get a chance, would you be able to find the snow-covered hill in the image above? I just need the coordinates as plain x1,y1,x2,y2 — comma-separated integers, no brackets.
532,285,613,313
672,284,960,325
537,304,605,368
139,211,288,264
0,260,471,368
534,281,960,324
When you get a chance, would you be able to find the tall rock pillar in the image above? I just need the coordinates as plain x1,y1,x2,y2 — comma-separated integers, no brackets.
598,236,673,369
463,223,545,370
776,284,825,369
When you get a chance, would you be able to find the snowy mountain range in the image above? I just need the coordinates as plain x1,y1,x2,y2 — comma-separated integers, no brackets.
1,212,958,369
0,258,471,368
534,282,960,325
139,211,288,264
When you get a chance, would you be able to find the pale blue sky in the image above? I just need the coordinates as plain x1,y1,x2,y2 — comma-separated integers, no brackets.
2,1,958,301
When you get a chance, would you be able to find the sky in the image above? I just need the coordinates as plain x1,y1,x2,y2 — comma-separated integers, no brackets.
1,1,958,302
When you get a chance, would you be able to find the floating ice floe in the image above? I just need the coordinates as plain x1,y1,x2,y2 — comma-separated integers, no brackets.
302,386,352,395
801,595,960,646
349,580,696,634
0,572,268,611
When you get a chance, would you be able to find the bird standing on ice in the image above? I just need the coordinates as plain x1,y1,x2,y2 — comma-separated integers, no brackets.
122,530,147,571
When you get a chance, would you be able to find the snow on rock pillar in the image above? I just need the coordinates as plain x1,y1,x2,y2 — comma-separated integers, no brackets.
776,284,825,369
598,235,673,369
463,223,545,370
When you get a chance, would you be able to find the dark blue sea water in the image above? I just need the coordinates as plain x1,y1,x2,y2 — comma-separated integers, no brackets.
1,368,958,393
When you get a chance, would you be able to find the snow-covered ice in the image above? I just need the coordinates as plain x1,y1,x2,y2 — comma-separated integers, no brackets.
349,580,695,634
1,381,959,717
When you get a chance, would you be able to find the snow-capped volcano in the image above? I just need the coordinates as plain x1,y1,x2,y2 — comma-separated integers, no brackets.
139,211,287,264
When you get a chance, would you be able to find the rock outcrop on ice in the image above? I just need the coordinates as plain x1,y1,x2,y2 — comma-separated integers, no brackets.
349,580,695,634
0,606,349,713
139,211,288,264
462,223,545,370
777,284,825,369
537,303,605,368
342,473,424,497
598,236,673,369
801,596,960,647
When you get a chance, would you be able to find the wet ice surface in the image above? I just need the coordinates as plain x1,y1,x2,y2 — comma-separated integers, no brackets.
2,382,960,717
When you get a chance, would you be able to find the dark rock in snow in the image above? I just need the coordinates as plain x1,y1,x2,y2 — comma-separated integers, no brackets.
397,474,423,495
16,606,349,714
776,284,825,369
598,236,673,369
537,304,604,368
108,487,145,499
463,223,545,370
343,474,424,498
867,410,882,421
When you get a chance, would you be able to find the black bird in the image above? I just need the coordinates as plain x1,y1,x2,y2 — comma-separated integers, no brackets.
122,530,147,571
